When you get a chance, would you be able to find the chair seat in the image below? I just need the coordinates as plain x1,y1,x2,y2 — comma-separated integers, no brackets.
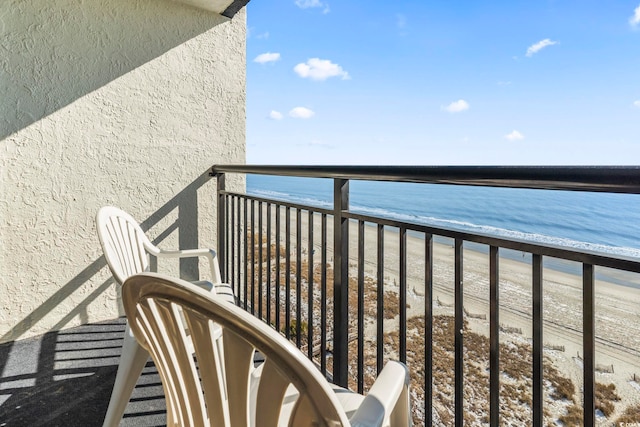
331,384,367,419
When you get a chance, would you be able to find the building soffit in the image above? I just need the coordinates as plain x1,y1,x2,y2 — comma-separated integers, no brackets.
174,0,250,17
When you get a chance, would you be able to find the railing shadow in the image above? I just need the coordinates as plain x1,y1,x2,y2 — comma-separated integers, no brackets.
0,318,167,426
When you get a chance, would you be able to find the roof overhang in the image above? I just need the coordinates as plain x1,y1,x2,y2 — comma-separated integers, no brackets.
174,0,250,17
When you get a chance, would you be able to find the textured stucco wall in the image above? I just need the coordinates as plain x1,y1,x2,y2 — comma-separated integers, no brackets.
0,0,246,343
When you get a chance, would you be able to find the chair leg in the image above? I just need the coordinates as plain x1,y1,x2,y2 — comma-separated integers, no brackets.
102,323,150,427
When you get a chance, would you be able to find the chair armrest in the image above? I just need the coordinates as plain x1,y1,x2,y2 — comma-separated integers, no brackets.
151,247,222,284
348,360,411,427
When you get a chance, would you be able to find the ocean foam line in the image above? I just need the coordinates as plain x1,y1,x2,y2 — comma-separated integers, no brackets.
248,189,332,208
247,189,640,259
352,206,640,259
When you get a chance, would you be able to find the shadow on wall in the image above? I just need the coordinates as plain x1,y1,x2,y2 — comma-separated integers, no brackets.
0,0,228,139
0,171,215,344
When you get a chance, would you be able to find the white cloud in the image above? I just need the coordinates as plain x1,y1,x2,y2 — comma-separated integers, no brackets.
289,107,315,119
397,14,407,29
254,52,281,64
442,99,470,113
630,5,640,27
526,39,558,57
295,140,335,151
257,31,270,39
505,130,525,141
295,0,329,13
268,110,283,120
294,58,350,81
308,139,332,147
633,100,640,108
396,13,409,36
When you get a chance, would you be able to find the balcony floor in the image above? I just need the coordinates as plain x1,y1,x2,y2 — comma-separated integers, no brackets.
0,318,167,426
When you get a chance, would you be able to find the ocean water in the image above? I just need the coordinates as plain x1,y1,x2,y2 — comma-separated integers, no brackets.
247,174,640,260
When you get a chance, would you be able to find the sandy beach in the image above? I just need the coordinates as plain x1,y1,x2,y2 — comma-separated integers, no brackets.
249,206,640,423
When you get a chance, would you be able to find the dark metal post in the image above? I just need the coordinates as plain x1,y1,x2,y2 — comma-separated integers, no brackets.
377,224,384,374
216,173,226,282
399,227,407,363
275,206,281,331
425,233,433,427
489,246,500,427
320,213,328,376
357,220,365,393
333,178,349,388
307,210,314,359
583,264,595,426
258,202,263,319
285,207,291,339
532,254,543,427
296,209,302,348
454,238,464,427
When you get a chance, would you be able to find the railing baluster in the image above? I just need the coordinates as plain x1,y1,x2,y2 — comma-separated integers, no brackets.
243,197,248,310
357,220,365,393
321,213,328,376
285,207,291,340
230,195,235,295
377,223,384,375
266,202,272,326
399,226,407,364
250,199,255,315
454,238,464,427
489,245,500,427
308,210,314,360
296,208,302,348
584,263,595,426
532,253,543,427
216,172,226,282
258,201,263,320
225,194,230,282
231,197,243,304
333,178,350,388
425,233,433,427
275,205,281,332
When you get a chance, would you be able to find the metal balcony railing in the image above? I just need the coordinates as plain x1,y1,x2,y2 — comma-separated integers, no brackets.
210,165,640,427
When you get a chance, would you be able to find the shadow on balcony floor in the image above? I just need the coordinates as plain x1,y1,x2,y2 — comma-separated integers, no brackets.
0,318,166,427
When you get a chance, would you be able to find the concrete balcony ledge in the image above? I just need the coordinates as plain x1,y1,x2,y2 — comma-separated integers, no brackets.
0,318,166,426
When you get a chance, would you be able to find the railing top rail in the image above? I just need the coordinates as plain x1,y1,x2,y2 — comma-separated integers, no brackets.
211,165,640,194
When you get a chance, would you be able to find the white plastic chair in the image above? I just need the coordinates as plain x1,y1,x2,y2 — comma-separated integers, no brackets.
122,272,412,427
97,206,234,427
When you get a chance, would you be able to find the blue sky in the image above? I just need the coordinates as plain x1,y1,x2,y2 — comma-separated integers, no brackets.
246,1,640,165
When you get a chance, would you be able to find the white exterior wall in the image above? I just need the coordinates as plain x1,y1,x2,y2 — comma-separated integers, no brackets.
0,0,246,343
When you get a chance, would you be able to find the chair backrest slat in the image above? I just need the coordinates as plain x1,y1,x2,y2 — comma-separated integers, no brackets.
97,206,151,286
255,359,292,426
136,301,185,425
123,273,351,427
288,393,320,427
222,329,254,427
184,310,229,427
156,300,208,426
